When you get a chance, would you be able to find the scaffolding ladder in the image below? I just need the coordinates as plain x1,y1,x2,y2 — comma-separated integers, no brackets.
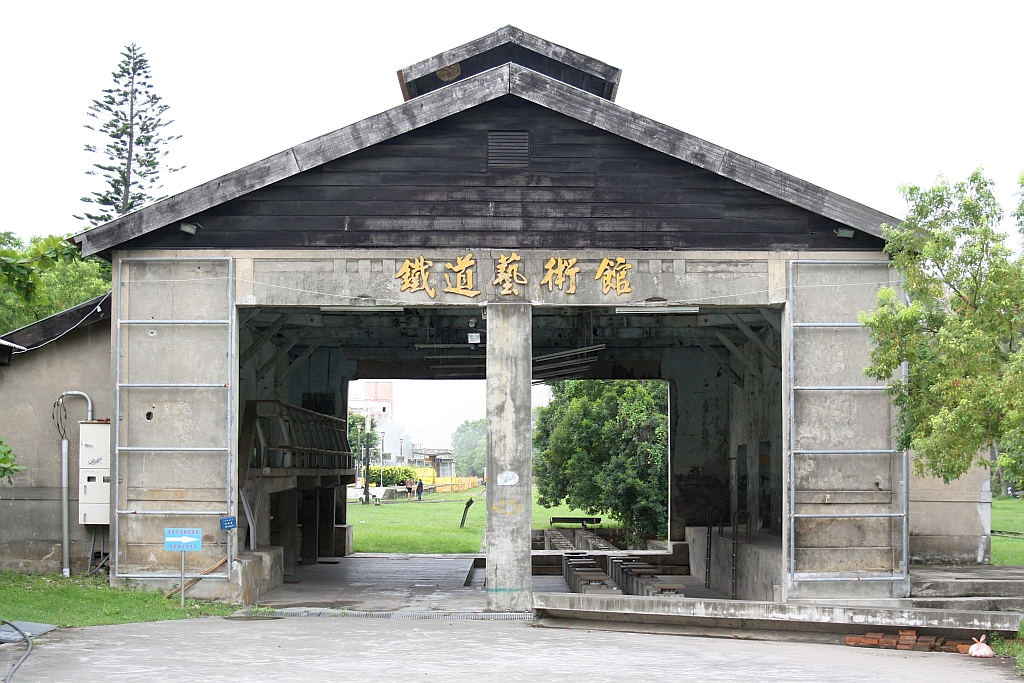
786,259,909,587
113,257,235,580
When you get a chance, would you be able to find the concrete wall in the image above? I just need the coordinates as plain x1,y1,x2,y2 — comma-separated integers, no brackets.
662,350,730,540
19,248,986,607
728,332,783,534
686,526,784,601
787,261,908,599
0,322,112,572
114,258,236,585
910,466,991,564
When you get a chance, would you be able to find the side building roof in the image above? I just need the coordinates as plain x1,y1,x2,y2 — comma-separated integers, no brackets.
0,293,111,366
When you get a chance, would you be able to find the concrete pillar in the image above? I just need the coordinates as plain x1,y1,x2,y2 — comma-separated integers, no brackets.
317,487,336,557
485,303,533,612
278,490,299,575
299,488,318,564
336,488,348,526
662,349,730,540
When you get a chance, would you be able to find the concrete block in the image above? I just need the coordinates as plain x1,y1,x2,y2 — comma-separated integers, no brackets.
238,546,283,601
334,524,353,556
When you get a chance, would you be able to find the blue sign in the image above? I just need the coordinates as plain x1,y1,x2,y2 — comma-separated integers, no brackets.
164,528,202,552
219,516,237,531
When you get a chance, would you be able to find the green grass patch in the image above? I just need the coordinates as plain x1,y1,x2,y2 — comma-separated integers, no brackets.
0,572,236,627
991,497,1024,566
350,486,614,553
989,631,1024,674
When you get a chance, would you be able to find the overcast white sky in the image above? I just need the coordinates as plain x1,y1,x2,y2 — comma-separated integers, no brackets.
350,380,551,451
4,1,1021,447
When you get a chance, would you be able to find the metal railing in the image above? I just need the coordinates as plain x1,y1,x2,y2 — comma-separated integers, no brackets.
240,400,352,472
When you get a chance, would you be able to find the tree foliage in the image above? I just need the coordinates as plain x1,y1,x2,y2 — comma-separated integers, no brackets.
0,437,24,485
78,43,181,226
0,232,83,305
451,418,486,477
860,170,1024,482
0,233,110,335
347,413,379,458
534,380,668,542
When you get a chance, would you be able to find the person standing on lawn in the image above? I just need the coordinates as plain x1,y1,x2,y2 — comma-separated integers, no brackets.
416,479,424,501
405,477,414,499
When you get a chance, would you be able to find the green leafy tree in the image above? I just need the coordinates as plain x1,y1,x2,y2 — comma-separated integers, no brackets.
78,43,181,226
451,418,486,476
534,380,669,543
860,170,1024,483
0,233,84,307
348,413,379,458
0,233,111,335
0,437,25,484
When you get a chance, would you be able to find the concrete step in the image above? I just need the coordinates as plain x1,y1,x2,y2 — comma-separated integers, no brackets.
911,596,1024,612
532,592,1020,641
911,565,1024,598
912,578,1024,597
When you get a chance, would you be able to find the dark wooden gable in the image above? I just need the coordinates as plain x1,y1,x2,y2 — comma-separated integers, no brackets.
120,97,885,252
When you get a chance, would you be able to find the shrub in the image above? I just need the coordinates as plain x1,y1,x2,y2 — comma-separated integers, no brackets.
0,436,25,484
366,466,418,487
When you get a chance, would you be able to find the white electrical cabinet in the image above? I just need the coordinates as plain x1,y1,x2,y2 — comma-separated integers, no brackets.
78,421,111,525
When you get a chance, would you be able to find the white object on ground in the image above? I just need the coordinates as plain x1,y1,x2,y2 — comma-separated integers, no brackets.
969,635,994,658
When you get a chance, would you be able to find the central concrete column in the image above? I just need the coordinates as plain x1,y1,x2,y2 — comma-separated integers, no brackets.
485,303,533,612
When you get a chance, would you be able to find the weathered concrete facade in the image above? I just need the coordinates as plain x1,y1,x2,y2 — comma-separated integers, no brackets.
0,318,112,573
0,27,993,609
910,466,992,564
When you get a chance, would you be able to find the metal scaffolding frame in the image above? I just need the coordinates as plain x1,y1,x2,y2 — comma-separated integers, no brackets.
786,260,909,586
113,257,235,580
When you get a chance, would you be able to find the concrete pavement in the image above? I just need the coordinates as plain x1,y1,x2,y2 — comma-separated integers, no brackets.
2,616,1016,682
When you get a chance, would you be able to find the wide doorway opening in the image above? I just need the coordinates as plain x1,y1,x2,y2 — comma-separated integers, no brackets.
235,304,782,606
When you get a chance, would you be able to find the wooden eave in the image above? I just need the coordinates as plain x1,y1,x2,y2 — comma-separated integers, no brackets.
72,63,897,257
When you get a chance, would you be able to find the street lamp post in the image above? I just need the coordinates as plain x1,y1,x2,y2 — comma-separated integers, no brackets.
379,431,386,487
359,424,370,504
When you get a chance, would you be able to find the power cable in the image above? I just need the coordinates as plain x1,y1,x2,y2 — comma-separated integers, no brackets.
51,396,68,440
1,620,32,683
11,291,110,355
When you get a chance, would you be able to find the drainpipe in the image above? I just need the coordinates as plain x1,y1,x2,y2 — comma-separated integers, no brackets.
58,391,94,577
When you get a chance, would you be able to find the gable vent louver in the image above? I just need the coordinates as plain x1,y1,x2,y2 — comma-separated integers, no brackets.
488,131,529,168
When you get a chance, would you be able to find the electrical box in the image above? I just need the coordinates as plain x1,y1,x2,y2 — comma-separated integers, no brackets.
78,421,111,525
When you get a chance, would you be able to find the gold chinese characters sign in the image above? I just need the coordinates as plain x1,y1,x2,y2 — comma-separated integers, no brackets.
395,253,633,298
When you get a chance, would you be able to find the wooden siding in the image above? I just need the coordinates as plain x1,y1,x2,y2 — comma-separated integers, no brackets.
121,97,886,252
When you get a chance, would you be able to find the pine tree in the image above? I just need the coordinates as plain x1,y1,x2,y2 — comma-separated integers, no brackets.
77,43,181,226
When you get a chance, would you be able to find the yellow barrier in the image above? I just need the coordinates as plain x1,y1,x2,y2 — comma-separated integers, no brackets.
426,476,479,493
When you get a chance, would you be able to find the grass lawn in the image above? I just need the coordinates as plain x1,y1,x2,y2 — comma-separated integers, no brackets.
349,485,611,553
991,496,1024,565
0,572,236,627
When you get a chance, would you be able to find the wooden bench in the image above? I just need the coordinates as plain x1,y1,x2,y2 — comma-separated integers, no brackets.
549,516,601,527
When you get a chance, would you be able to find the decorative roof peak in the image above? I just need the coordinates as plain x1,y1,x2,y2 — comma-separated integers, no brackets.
397,25,621,102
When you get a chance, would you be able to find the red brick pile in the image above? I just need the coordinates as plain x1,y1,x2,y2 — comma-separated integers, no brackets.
845,630,972,653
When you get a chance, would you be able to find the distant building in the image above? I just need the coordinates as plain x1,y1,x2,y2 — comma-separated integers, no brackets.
349,381,393,424
413,448,456,478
